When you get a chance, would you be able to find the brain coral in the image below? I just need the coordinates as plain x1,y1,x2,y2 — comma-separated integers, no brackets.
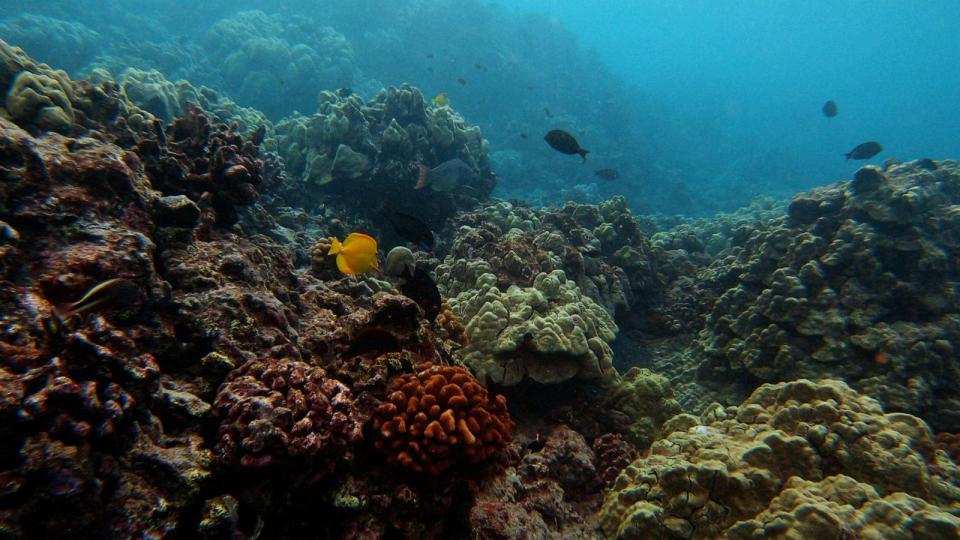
371,363,513,474
214,358,361,472
697,160,960,431
599,378,960,539
448,270,618,386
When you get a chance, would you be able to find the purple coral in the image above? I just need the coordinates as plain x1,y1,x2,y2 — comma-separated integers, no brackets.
213,358,361,473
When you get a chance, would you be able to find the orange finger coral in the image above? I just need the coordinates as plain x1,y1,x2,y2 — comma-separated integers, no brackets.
372,363,513,474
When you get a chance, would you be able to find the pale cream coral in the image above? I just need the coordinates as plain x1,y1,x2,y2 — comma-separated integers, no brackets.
448,270,618,385
599,379,960,539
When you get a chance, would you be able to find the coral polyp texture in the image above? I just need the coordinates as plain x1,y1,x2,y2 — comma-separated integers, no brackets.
696,160,960,431
599,379,960,539
214,358,361,472
448,270,618,386
372,363,513,474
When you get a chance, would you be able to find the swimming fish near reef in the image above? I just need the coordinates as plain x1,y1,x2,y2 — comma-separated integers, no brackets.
328,233,380,275
544,129,589,161
822,100,838,118
431,92,450,107
386,210,435,251
56,277,140,318
519,132,529,139
415,158,476,192
595,168,620,180
400,265,442,321
543,107,554,118
456,77,467,86
845,141,883,160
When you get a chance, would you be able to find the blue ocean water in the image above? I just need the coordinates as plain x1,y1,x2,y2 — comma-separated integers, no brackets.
4,0,956,215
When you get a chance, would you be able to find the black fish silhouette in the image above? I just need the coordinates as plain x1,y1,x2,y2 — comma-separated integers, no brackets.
544,129,588,161
846,141,882,160
822,100,838,118
386,210,434,251
400,266,442,322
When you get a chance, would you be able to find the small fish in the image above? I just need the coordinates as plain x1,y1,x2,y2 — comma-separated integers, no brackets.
544,129,589,161
427,66,434,73
56,278,140,318
431,92,450,107
519,132,528,139
399,265,442,321
426,53,435,59
595,168,620,180
456,78,467,86
415,158,476,192
523,432,546,453
386,210,435,251
328,233,380,275
474,63,487,72
822,100,838,118
345,327,402,358
543,107,554,118
845,141,883,160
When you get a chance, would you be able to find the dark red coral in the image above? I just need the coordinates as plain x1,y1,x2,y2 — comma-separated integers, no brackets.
372,363,513,474
213,358,361,473
591,432,639,487
136,103,268,226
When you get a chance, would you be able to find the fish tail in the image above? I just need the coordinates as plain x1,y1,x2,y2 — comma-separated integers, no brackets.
579,149,589,161
415,163,429,189
328,237,343,256
844,153,851,160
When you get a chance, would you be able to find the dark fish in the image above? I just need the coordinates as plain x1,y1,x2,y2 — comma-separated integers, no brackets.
400,266,442,322
544,129,589,161
474,63,487,71
456,78,467,85
845,141,883,160
519,132,528,139
427,53,435,59
595,168,620,180
56,278,140,318
251,124,266,146
427,66,434,73
543,107,554,118
415,158,476,192
822,100,838,118
386,210,434,251
523,432,546,453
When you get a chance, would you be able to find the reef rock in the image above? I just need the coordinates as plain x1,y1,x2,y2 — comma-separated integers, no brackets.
599,378,960,539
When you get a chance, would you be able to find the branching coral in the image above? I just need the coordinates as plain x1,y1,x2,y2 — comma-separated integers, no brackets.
372,363,513,474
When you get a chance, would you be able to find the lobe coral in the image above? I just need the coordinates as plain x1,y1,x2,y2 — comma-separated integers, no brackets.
372,363,513,474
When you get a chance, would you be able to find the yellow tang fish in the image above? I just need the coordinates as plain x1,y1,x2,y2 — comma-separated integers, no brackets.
431,92,450,107
328,233,380,275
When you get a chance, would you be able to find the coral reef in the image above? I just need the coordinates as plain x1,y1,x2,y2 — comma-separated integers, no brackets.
604,367,681,450
448,270,618,386
592,433,639,488
213,358,361,475
697,161,960,430
268,84,494,227
202,10,355,119
372,363,513,474
599,379,960,539
0,15,101,75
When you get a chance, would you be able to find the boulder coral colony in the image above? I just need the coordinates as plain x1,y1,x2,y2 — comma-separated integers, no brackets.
1,23,960,540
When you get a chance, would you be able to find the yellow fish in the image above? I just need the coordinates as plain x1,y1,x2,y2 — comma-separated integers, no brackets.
328,233,380,275
431,92,450,107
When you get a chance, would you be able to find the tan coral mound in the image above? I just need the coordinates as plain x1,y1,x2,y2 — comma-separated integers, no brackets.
599,379,960,539
372,363,513,474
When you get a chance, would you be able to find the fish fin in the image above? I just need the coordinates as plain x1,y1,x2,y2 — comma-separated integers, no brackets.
579,149,589,161
415,163,429,189
346,232,377,245
336,255,356,275
328,237,343,256
371,257,380,270
53,303,74,319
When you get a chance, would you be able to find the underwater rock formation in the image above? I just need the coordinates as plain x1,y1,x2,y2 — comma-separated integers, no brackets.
697,160,960,431
599,378,960,539
604,367,681,450
268,84,494,227
202,10,356,119
0,15,101,75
